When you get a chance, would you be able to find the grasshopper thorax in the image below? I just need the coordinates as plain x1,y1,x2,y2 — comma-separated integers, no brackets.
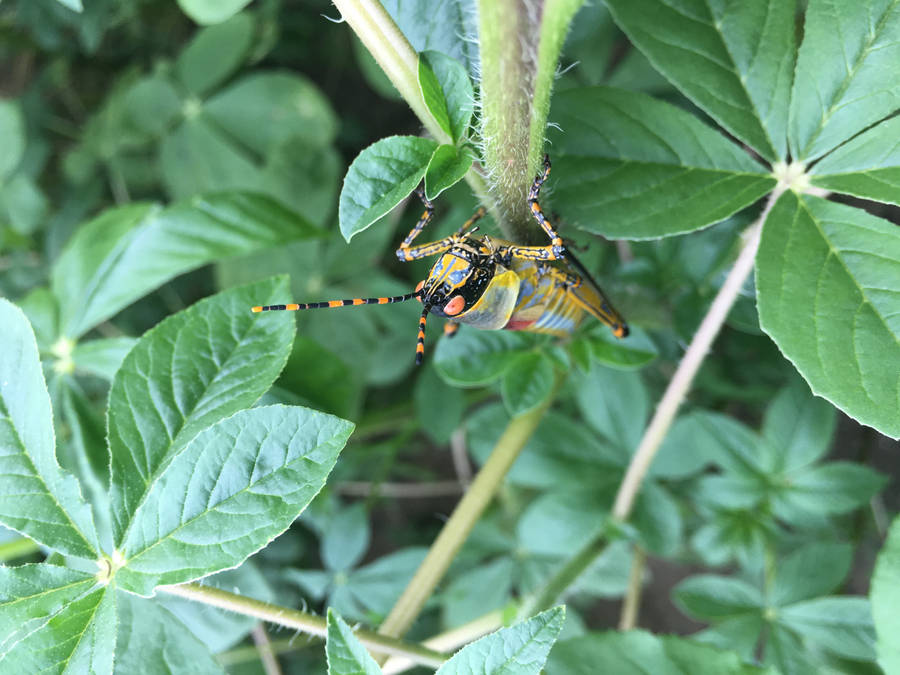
418,238,496,318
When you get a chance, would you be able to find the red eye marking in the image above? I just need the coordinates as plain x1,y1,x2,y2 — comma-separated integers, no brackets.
444,295,465,316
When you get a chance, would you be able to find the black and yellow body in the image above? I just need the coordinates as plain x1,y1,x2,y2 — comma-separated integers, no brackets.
253,155,628,364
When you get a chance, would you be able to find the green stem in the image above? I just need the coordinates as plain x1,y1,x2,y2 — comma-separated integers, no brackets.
523,186,785,614
377,381,560,644
158,583,447,668
477,0,583,240
331,0,494,216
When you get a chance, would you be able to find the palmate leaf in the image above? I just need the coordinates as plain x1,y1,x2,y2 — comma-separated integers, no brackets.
789,0,900,162
108,278,295,544
756,192,900,439
52,193,318,339
604,0,796,161
0,300,99,559
548,87,774,239
116,405,353,596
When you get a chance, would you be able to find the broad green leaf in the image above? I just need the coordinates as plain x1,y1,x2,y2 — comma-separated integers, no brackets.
0,300,99,559
810,116,900,206
572,325,658,371
343,548,428,619
381,0,479,76
107,277,295,544
573,362,648,451
123,76,182,137
650,413,720,480
789,0,900,161
694,411,773,476
326,609,382,675
339,136,438,241
0,174,49,235
436,606,565,674
434,330,538,386
517,490,609,556
52,193,318,339
418,51,474,143
756,192,900,439
205,73,338,153
0,99,25,181
442,558,514,626
764,624,819,675
115,593,224,675
414,363,465,443
777,596,876,661
632,481,683,556
549,87,775,239
872,515,900,673
0,585,115,674
605,0,795,161
424,145,474,200
693,475,765,511
0,564,95,653
778,462,887,515
771,542,853,607
71,337,136,381
322,503,370,572
694,616,765,663
673,575,764,620
546,630,769,674
501,352,556,417
176,0,252,25
762,379,836,471
176,13,255,96
117,405,353,595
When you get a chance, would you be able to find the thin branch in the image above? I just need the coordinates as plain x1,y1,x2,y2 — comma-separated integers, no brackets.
335,480,464,498
251,624,282,675
618,546,646,631
158,583,447,668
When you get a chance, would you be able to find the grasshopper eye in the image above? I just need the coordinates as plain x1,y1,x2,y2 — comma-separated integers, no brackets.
444,295,465,316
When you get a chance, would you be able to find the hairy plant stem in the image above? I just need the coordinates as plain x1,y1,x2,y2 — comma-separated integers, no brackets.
618,546,646,630
159,583,447,668
478,0,583,241
376,379,561,650
330,0,494,216
523,186,786,613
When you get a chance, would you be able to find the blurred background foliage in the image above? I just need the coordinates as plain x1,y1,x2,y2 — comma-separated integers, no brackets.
0,1,896,672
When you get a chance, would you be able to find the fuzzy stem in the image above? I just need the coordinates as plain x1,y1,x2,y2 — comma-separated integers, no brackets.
522,187,785,614
330,0,494,215
618,546,646,630
159,583,447,668
377,384,559,644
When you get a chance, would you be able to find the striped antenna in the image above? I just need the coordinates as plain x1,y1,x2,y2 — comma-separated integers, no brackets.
415,307,429,366
251,291,420,313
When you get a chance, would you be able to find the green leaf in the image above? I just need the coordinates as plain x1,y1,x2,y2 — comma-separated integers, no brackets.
71,337,136,381
549,87,775,239
605,0,795,161
694,411,773,476
501,352,556,417
205,72,338,153
762,379,836,472
673,575,764,621
176,0,253,25
381,0,479,76
436,606,565,674
418,51,474,143
764,624,819,675
517,490,609,556
872,515,900,673
322,503,370,572
810,116,900,206
572,325,658,371
0,300,99,559
123,76,183,137
546,630,769,674
115,593,224,674
343,548,428,619
756,192,900,439
442,558,514,626
0,585,115,674
52,194,317,339
650,413,720,480
632,482,683,556
0,99,25,181
117,405,353,595
424,145,474,200
414,363,465,443
434,330,538,386
0,174,49,235
107,277,295,544
339,136,438,242
176,13,255,96
573,363,648,451
53,0,83,11
694,616,766,663
778,462,887,515
326,609,382,675
0,564,96,653
789,0,900,161
771,542,853,606
777,596,876,661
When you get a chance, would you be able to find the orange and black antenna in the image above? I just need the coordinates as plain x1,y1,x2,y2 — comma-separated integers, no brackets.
252,290,433,364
